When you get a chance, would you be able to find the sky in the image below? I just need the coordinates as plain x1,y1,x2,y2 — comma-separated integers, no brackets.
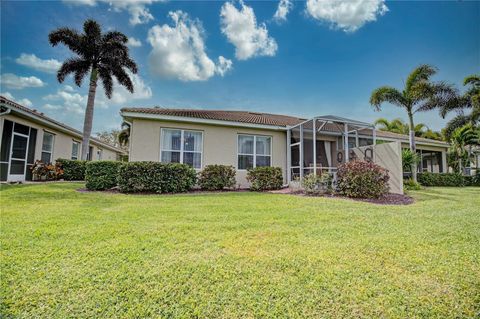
1,0,479,134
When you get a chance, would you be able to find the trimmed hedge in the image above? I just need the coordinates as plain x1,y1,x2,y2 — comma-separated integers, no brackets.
198,165,236,191
417,172,465,187
302,173,333,196
465,171,480,187
337,161,390,199
85,161,122,191
56,159,87,181
246,167,283,191
117,162,196,193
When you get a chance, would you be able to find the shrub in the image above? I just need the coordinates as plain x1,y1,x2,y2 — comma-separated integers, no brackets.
302,173,333,196
198,165,236,191
31,160,62,181
337,161,390,198
56,159,87,181
403,178,421,191
85,161,122,191
465,171,480,187
417,172,464,187
117,162,197,193
246,167,283,191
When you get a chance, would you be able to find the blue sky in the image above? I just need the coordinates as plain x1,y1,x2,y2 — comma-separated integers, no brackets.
1,0,479,133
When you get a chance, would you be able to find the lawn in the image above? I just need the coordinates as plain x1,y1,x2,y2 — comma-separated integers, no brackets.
1,183,479,318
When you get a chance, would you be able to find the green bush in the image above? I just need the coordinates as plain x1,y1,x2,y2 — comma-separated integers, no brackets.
56,159,87,181
464,171,480,186
117,162,197,193
337,161,390,198
417,172,465,187
85,161,122,191
403,178,421,191
246,167,283,191
198,165,236,191
301,173,333,196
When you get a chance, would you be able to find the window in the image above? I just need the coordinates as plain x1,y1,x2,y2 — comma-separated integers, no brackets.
238,134,271,170
71,141,80,160
160,129,203,169
97,149,103,160
40,132,54,163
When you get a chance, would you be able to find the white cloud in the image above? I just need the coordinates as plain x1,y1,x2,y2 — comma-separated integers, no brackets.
127,37,142,47
43,86,88,115
64,0,163,25
107,71,152,104
220,1,278,60
305,0,388,33
215,56,233,77
147,11,233,81
273,0,293,23
0,73,45,89
1,92,33,107
15,53,62,74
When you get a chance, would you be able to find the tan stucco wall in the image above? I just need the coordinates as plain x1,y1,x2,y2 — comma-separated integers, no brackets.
1,114,118,162
350,141,404,194
129,118,288,188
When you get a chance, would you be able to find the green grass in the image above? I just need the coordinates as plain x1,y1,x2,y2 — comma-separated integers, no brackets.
1,183,479,318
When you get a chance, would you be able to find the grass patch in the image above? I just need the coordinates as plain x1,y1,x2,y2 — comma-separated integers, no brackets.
1,183,479,318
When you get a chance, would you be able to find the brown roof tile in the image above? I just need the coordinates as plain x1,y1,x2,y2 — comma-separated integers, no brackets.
121,107,305,127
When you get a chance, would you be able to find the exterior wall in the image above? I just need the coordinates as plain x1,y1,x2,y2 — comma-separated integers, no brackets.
129,118,287,188
0,114,120,181
351,141,404,194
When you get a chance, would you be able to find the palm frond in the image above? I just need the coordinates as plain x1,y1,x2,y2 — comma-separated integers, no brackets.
57,58,90,84
405,64,437,94
98,67,113,98
369,86,406,111
48,28,82,55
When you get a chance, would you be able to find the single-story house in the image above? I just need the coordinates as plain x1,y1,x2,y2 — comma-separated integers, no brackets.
0,96,124,182
121,107,450,190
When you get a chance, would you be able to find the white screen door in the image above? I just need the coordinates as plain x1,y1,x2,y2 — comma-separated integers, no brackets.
8,133,29,181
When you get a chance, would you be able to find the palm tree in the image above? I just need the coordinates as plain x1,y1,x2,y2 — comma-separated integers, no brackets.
370,64,456,181
448,124,479,173
49,19,138,160
375,118,441,139
441,74,480,139
118,122,130,147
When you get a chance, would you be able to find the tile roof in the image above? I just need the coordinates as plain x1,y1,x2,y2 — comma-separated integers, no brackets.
0,96,123,153
122,106,449,146
121,107,306,127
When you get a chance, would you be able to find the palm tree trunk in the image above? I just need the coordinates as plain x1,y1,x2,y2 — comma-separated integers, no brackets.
408,111,418,182
81,68,98,160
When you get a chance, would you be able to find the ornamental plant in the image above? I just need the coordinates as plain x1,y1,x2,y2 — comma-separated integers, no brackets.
198,165,236,191
337,161,390,198
246,167,283,191
31,160,62,181
302,173,333,196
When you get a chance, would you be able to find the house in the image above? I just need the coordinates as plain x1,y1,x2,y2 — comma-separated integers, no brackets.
120,107,450,191
0,96,124,182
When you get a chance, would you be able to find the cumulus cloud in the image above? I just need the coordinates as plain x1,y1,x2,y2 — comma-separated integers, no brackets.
0,73,45,89
305,0,388,33
147,11,233,81
220,1,278,60
273,0,293,23
127,37,142,47
15,53,62,74
64,0,162,25
1,92,33,107
42,72,152,115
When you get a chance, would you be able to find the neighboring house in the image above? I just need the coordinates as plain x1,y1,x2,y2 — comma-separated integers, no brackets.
0,96,124,182
121,107,450,189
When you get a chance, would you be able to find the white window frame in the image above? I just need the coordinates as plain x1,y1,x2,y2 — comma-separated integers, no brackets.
71,141,80,160
41,131,55,163
237,134,272,170
160,128,203,169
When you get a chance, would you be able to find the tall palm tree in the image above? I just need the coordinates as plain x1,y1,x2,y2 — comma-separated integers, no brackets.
370,64,456,181
441,74,480,139
49,19,138,160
